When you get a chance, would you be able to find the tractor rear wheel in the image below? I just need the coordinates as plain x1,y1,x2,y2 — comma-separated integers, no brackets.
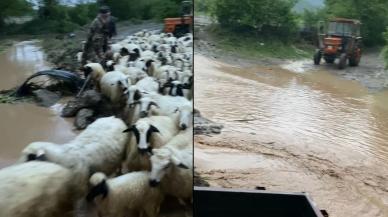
338,53,347,69
349,48,361,66
313,51,321,65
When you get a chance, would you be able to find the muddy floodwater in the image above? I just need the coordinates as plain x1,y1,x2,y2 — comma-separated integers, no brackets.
0,41,75,167
0,41,51,90
194,54,388,217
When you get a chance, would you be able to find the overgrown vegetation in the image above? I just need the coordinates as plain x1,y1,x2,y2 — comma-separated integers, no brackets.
196,0,313,59
210,0,299,42
101,0,184,21
207,25,314,60
382,28,388,68
1,0,185,35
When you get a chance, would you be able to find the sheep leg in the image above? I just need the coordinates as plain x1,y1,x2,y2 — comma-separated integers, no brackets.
143,205,158,217
178,198,186,206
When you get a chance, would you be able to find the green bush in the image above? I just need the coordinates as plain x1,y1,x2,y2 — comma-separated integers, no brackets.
382,28,388,68
210,0,298,42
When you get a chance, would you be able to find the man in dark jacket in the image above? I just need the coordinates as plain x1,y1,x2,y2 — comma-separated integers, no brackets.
82,6,116,65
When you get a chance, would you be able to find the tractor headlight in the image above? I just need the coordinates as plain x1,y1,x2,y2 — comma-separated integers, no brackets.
327,45,333,49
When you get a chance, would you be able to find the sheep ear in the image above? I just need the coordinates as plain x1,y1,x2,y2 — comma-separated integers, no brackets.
177,86,184,96
171,155,189,169
178,163,189,169
146,149,153,156
86,180,109,202
134,90,142,100
149,125,160,133
145,59,154,68
123,125,135,133
27,153,37,161
148,102,159,110
121,87,128,96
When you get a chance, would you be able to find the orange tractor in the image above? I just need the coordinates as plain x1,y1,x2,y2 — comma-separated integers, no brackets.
164,1,193,37
314,18,362,69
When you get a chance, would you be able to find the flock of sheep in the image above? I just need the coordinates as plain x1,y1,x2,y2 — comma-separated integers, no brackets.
0,30,193,217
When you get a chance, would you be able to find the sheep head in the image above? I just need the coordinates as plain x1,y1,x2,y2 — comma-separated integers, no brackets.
149,148,189,187
123,121,160,156
125,86,143,108
175,103,193,130
138,97,159,118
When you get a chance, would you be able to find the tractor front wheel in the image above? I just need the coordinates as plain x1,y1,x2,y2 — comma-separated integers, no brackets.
338,53,347,69
313,51,321,65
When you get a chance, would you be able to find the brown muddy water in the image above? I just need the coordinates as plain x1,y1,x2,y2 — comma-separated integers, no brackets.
194,54,388,217
0,41,76,167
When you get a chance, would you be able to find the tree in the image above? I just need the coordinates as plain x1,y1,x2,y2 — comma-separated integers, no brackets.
0,0,32,28
382,28,388,68
210,0,298,40
102,0,184,21
37,0,60,19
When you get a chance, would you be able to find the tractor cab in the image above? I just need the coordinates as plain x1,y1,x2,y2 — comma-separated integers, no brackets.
164,1,193,37
314,18,362,69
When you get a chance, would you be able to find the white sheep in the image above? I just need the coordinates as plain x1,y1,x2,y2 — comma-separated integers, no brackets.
100,71,129,105
149,130,193,204
82,62,106,91
174,101,193,130
0,161,82,217
20,116,128,177
123,115,180,171
87,171,163,217
124,77,159,107
135,76,159,93
137,93,192,129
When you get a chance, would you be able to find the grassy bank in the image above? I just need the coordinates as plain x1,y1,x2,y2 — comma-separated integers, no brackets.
204,25,315,60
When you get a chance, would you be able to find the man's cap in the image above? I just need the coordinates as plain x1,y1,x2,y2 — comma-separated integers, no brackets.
99,6,111,14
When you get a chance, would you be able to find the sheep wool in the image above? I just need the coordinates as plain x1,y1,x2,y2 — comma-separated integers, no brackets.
0,161,79,217
87,171,163,217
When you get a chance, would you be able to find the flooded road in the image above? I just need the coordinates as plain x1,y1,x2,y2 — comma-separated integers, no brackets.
0,41,75,168
0,41,50,90
194,54,388,217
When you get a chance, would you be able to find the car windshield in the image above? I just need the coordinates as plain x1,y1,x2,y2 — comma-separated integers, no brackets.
328,22,353,37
